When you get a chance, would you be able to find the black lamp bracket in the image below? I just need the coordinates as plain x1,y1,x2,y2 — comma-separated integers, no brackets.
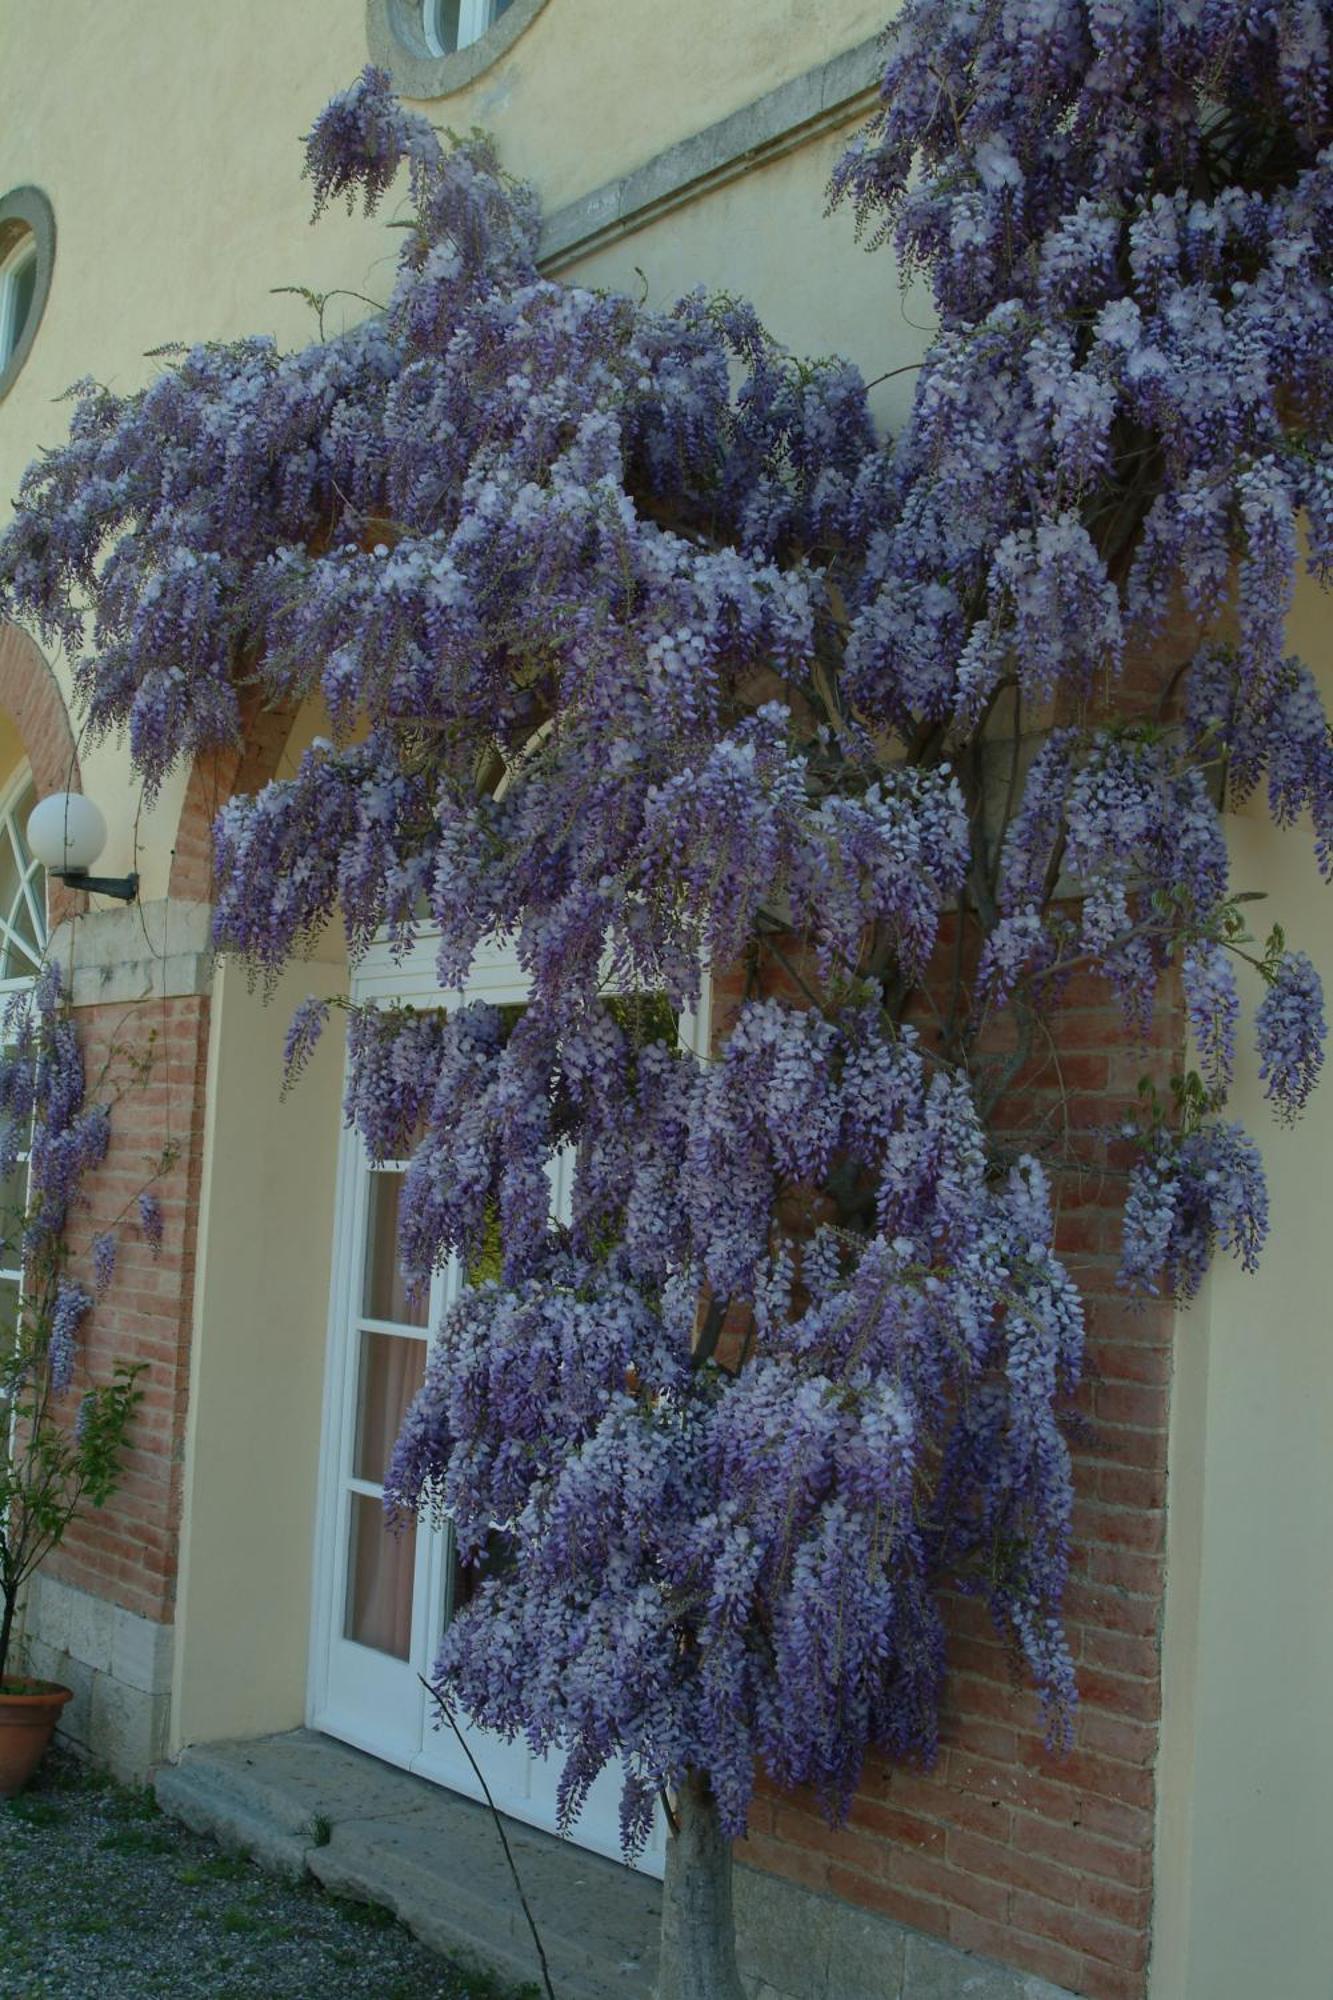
56,869,140,904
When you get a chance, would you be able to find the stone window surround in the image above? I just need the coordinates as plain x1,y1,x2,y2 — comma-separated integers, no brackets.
366,0,550,99
0,186,56,403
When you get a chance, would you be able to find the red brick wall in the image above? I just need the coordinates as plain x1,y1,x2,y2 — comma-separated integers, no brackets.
46,994,212,1627
722,960,1181,2000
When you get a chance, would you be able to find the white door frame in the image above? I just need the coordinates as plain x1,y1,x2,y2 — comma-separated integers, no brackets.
308,932,709,1873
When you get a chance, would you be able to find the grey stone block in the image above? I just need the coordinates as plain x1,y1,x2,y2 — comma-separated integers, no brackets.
904,1932,1024,1998
110,1606,174,1697
827,1903,908,1999
89,1672,169,1782
736,1862,834,1994
55,1658,94,1755
25,1573,72,1655
61,1580,114,1675
49,897,214,1006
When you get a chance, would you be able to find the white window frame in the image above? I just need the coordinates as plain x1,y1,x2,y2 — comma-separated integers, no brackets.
0,236,37,373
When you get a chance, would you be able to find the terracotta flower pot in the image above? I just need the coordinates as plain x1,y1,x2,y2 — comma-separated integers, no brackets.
0,1679,72,1798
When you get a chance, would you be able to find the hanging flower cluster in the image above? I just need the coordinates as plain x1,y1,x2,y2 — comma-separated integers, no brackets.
1,18,1330,1845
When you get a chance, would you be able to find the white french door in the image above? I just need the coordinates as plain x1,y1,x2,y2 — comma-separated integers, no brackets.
309,938,693,1874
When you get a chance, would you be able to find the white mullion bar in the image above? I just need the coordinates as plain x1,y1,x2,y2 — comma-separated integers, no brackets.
19,872,44,951
356,1315,430,1341
346,1476,385,1500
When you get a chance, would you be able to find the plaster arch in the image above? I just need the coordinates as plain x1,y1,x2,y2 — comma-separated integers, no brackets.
167,687,301,904
0,619,84,926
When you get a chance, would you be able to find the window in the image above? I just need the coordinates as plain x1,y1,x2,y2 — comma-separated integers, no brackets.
0,188,55,401
421,0,514,58
367,0,546,97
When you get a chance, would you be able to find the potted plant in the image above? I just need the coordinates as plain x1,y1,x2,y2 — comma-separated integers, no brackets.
0,964,143,1795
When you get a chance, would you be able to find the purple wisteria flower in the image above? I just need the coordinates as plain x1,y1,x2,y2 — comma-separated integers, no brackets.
91,1231,117,1296
48,1280,91,1396
137,1190,164,1252
1257,950,1326,1121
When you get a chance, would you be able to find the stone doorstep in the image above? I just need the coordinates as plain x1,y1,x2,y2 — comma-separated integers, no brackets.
153,1728,660,2000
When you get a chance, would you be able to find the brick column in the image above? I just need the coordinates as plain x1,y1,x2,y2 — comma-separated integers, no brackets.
21,902,216,1779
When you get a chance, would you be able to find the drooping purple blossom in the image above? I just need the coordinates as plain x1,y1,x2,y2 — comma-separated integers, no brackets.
48,1280,91,1397
91,1230,117,1296
1183,944,1241,1097
1257,950,1326,1121
1120,1122,1270,1299
137,1191,164,1253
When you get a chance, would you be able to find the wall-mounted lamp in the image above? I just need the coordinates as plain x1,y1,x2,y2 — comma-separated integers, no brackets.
26,793,139,903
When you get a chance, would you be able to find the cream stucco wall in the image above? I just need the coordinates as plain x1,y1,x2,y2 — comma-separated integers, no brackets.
563,125,932,440
171,952,346,1751
1153,572,1333,2000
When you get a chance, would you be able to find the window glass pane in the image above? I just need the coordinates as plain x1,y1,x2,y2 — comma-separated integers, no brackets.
444,1523,516,1629
363,1171,428,1327
0,822,22,946
354,1331,426,1485
10,252,35,347
465,1203,504,1289
0,1147,26,1271
9,782,34,865
7,878,39,961
0,1277,19,1361
345,1492,416,1658
423,0,461,54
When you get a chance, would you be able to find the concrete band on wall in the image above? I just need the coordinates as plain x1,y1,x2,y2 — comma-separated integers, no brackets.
538,35,886,271
0,185,56,402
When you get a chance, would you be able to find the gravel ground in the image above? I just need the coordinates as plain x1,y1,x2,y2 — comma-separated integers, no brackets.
0,1751,537,2000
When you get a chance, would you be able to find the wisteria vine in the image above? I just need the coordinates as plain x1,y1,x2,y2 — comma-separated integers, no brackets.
0,7,1330,1846
0,966,151,1682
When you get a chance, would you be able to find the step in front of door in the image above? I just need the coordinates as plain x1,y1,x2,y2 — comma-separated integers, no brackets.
155,1726,660,2000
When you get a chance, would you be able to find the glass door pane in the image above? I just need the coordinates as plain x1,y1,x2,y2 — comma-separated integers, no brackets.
340,1167,429,1661
346,1495,417,1658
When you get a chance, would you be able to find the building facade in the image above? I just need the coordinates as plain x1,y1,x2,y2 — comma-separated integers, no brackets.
0,6,1329,1998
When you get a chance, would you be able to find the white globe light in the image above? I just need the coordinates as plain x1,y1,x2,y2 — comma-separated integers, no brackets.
26,792,107,874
